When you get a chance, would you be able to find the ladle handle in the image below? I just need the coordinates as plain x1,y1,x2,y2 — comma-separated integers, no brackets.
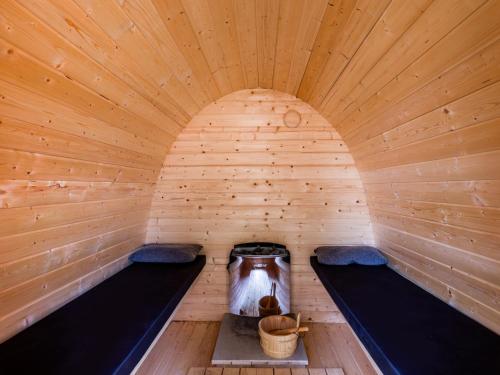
270,326,309,335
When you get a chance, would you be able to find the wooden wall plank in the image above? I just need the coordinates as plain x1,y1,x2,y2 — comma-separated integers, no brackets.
0,211,150,265
0,81,165,159
0,224,147,292
0,252,133,342
0,116,160,170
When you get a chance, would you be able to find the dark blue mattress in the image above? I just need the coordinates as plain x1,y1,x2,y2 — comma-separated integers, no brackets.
0,256,205,375
310,256,500,375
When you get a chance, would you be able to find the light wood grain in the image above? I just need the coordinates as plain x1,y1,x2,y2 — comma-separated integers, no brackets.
2,0,499,340
149,90,372,322
136,321,373,374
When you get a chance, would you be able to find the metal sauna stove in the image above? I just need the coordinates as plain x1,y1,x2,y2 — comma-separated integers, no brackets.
228,242,290,317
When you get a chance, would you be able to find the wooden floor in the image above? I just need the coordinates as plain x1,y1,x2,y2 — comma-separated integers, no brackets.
135,322,377,375
187,368,345,375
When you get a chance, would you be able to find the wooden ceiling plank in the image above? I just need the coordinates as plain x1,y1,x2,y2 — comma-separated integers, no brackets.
181,0,233,95
272,0,304,92
285,0,328,95
208,0,246,92
318,0,433,120
70,0,193,122
344,38,500,148
307,0,390,110
23,0,198,121
152,0,222,100
118,0,211,109
336,0,496,135
296,0,361,101
3,1,183,137
351,81,500,161
234,0,259,88
256,0,280,88
0,36,176,147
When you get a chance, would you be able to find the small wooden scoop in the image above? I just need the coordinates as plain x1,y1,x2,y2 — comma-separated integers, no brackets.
269,326,309,335
266,282,276,309
269,313,309,335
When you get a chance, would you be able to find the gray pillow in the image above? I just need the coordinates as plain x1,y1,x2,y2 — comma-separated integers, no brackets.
315,246,387,266
129,243,202,263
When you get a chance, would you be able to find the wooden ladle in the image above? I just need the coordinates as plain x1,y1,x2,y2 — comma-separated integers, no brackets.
266,282,276,309
269,313,309,335
269,326,309,336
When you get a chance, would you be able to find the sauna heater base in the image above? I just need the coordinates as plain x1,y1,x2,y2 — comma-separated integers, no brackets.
211,313,308,366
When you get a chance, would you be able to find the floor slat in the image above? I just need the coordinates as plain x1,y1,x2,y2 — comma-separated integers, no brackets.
189,369,345,375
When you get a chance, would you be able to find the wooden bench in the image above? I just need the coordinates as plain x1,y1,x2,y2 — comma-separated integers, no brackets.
0,257,206,375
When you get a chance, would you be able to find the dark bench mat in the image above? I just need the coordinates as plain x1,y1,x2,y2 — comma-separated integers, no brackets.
0,256,205,375
310,256,500,375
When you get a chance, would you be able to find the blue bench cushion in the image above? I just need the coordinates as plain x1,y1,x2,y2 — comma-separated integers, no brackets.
130,243,202,263
0,256,205,375
315,245,387,265
310,256,500,375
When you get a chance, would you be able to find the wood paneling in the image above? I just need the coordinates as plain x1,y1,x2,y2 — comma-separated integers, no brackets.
305,0,500,332
148,90,373,322
2,0,499,341
0,0,170,343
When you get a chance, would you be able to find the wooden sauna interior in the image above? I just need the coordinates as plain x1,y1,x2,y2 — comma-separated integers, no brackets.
0,0,499,373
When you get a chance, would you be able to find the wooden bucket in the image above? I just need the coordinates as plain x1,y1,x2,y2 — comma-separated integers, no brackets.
258,315,298,359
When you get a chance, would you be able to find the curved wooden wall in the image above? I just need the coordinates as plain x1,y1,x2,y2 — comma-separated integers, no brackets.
1,0,499,340
148,89,373,322
307,1,500,333
0,1,171,342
